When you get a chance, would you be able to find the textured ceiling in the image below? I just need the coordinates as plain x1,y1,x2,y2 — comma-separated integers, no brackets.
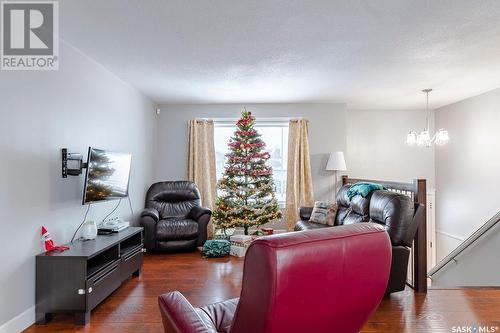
60,0,500,108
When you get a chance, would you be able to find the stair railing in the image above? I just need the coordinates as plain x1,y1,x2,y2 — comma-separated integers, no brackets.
428,210,500,277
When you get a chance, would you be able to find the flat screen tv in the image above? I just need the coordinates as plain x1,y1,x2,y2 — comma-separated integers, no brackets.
82,147,132,204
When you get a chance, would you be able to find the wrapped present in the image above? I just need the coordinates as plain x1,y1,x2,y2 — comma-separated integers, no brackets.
229,234,253,257
203,240,230,257
230,245,247,257
230,234,253,245
262,228,274,235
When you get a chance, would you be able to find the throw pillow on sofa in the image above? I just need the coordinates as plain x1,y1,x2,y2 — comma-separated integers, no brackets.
309,201,338,226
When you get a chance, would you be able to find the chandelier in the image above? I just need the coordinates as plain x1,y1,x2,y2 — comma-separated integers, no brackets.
406,89,449,147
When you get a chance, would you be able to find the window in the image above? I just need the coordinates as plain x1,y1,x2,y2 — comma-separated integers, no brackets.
214,120,289,205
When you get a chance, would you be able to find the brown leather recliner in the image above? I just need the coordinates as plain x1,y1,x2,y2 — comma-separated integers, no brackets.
295,185,424,294
140,181,211,252
159,223,392,333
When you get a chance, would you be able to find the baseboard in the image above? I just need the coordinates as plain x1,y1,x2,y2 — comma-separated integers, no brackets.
0,306,35,333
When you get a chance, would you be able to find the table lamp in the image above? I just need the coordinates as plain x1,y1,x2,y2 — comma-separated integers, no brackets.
326,151,347,196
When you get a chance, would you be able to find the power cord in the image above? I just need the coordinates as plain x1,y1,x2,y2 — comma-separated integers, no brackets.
127,194,134,220
71,195,134,244
71,203,91,243
102,198,122,222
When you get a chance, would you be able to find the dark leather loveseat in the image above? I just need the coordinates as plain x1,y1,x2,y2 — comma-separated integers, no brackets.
295,185,424,293
140,181,211,252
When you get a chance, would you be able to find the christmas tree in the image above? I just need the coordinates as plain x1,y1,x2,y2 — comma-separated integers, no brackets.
212,109,282,235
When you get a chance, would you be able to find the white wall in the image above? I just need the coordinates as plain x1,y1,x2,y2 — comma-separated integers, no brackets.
346,109,436,187
156,105,438,199
436,231,464,262
155,103,347,203
0,42,156,331
434,88,500,260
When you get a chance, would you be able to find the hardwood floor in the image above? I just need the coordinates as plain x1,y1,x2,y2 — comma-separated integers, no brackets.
24,252,500,333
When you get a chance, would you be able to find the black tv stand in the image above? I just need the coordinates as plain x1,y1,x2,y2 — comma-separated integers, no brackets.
36,227,144,325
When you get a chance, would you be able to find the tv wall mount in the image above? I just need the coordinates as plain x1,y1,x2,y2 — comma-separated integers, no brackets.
62,148,88,178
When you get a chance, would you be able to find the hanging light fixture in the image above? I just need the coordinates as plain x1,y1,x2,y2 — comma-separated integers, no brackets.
407,89,449,147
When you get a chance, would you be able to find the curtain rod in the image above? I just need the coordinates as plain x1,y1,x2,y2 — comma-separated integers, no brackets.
195,117,303,122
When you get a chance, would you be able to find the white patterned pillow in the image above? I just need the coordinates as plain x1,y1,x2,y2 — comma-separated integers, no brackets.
309,201,338,226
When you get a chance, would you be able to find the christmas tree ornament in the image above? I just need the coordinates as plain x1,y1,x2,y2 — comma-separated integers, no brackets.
212,108,282,235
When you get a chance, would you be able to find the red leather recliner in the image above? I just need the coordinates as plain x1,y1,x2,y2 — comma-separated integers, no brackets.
158,223,392,333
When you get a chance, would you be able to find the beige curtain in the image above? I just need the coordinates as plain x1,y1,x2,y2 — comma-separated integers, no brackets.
187,119,217,238
285,119,314,231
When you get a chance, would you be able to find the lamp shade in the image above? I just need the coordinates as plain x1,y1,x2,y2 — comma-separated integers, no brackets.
326,152,347,171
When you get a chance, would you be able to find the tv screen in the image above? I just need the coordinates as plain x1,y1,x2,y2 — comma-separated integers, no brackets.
82,147,132,204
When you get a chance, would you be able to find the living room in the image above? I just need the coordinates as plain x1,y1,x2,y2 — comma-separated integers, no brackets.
0,1,499,332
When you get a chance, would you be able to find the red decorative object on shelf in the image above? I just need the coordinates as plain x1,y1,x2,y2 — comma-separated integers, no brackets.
41,226,69,252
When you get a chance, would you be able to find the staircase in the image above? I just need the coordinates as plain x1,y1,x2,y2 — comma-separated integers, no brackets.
428,211,500,287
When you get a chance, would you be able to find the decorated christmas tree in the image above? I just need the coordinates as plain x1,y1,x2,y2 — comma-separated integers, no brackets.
212,109,282,235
